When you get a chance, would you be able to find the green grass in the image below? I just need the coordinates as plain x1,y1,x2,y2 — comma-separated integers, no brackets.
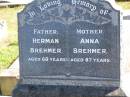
0,6,24,32
0,45,18,69
0,6,24,70
116,2,130,9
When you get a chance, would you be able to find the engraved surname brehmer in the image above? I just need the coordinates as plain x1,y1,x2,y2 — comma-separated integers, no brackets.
30,48,62,54
73,48,107,54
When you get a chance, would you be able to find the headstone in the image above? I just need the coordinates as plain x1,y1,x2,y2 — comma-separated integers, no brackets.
13,0,121,96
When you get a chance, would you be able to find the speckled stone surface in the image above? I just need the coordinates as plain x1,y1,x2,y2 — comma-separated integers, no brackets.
13,0,122,97
13,84,125,97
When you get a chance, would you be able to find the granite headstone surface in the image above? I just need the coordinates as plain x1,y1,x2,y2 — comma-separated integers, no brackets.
13,0,120,96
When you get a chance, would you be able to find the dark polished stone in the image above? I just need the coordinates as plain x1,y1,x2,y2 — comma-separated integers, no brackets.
13,84,120,97
13,0,121,96
17,0,120,85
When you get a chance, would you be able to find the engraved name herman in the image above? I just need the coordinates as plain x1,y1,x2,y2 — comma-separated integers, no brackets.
32,38,59,44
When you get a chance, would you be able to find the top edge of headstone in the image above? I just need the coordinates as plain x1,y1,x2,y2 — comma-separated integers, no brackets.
18,0,120,14
17,0,120,27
